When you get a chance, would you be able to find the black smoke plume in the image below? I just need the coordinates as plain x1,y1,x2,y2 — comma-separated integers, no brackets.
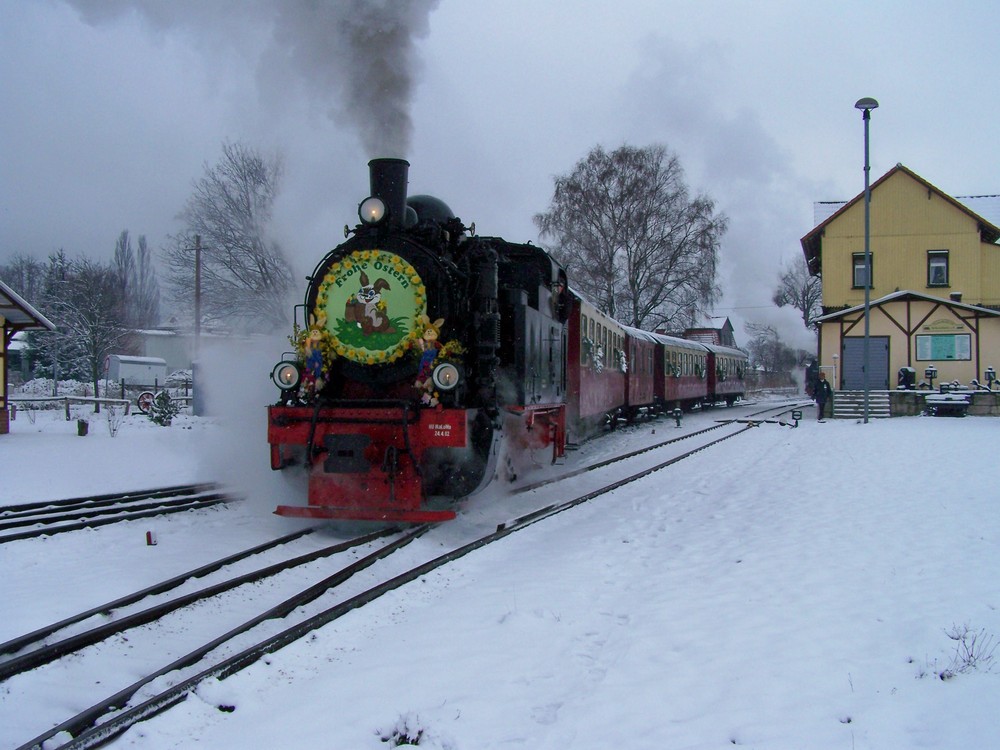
66,0,439,157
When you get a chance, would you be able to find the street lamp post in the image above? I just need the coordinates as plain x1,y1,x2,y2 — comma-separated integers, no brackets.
855,96,878,424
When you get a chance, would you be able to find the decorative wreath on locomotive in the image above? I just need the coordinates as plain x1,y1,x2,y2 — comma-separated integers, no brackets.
268,159,570,522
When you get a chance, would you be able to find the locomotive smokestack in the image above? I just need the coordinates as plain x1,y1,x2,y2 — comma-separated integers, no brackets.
369,158,410,228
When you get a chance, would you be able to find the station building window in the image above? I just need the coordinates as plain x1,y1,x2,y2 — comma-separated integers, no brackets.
852,252,873,289
927,250,949,287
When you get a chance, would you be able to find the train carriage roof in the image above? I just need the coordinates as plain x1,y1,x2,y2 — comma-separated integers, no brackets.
656,332,710,352
622,325,702,351
701,342,748,357
621,324,661,345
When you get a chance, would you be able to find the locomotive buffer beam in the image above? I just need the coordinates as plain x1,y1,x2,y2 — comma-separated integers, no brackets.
271,403,459,523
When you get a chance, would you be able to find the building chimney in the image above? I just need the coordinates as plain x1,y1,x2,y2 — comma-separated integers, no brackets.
368,158,409,229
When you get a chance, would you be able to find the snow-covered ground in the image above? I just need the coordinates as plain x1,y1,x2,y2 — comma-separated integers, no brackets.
2,401,998,749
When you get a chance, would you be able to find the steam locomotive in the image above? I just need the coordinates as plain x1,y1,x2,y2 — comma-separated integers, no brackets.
267,158,569,522
267,159,745,523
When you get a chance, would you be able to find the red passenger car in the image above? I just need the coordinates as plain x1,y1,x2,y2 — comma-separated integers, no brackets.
623,326,659,419
565,291,626,441
655,333,710,411
704,343,747,405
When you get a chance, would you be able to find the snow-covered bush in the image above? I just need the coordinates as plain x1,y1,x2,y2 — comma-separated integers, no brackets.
15,378,92,401
166,369,192,387
146,391,181,426
376,712,455,749
379,712,425,746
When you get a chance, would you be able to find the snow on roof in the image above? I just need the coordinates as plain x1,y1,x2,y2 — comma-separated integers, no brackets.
814,289,1000,323
109,355,167,365
0,278,56,332
814,194,1000,231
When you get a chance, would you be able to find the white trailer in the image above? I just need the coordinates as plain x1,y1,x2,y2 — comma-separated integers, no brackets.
105,355,168,385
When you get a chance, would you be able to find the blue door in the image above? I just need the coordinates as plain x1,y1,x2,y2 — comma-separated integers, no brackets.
841,336,889,390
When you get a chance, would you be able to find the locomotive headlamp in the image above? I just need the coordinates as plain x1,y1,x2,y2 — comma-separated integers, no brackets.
431,362,460,391
271,361,301,390
359,196,386,224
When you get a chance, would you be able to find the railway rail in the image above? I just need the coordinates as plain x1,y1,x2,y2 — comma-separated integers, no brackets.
7,525,428,750
0,484,236,543
512,400,809,495
8,402,809,750
0,526,401,680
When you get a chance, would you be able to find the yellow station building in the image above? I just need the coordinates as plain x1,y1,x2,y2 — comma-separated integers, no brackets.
802,164,1000,397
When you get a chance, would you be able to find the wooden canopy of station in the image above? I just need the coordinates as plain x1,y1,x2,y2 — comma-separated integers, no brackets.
1,278,56,434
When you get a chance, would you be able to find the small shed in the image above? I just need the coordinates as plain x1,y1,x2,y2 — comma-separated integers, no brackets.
105,354,168,385
1,279,56,434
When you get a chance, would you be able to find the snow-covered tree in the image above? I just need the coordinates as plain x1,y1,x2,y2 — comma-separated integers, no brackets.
30,253,131,405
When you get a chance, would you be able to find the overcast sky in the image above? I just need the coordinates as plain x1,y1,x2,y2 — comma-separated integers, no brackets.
2,0,998,346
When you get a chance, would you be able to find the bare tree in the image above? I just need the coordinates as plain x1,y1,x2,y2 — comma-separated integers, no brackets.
744,321,811,388
165,141,293,331
114,230,136,323
773,255,822,331
113,230,160,328
133,235,161,328
535,144,727,330
0,252,45,301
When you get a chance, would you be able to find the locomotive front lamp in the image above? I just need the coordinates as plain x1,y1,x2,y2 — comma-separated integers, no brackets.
271,361,301,390
359,196,386,224
431,362,460,391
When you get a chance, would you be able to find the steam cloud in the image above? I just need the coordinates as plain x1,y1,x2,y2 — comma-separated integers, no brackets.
65,0,439,158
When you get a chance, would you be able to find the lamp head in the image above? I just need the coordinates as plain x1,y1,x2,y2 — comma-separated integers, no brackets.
855,97,879,112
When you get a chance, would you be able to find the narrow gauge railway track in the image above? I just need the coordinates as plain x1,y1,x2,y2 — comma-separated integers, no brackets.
0,526,398,680
513,400,811,495
14,405,803,750
9,525,428,750
0,484,236,543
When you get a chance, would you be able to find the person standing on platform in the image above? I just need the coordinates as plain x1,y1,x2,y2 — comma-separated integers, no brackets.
815,371,833,421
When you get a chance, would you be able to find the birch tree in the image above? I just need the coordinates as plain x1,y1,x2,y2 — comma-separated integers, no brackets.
535,144,727,330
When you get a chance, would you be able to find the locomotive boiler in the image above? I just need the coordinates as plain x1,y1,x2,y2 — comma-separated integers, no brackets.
268,159,569,522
